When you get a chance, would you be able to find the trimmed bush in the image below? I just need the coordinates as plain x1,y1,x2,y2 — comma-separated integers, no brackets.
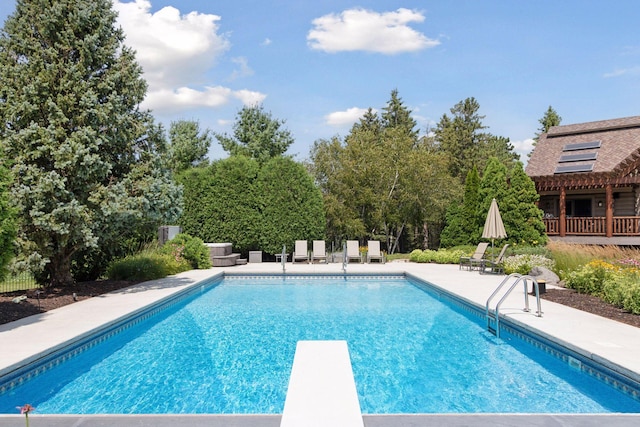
161,233,212,269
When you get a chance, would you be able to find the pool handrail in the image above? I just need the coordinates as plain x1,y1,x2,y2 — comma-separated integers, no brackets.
486,273,542,338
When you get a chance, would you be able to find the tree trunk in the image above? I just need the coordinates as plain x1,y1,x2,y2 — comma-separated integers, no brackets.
46,251,75,287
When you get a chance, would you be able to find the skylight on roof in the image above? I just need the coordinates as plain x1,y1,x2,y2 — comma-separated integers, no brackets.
562,141,601,151
558,153,598,163
554,164,594,174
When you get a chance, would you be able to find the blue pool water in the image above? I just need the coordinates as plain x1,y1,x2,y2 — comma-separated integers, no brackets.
1,275,640,414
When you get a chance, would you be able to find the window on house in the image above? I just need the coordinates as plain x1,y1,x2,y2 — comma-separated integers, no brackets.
565,199,592,217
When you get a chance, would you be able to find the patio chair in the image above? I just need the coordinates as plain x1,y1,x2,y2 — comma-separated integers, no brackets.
366,240,384,263
346,240,362,263
293,240,309,263
459,242,489,271
311,240,328,263
480,244,510,274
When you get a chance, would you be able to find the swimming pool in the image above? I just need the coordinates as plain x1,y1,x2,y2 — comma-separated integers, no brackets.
1,274,640,414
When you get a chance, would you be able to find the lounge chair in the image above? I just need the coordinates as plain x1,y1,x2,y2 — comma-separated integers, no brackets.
459,242,489,271
311,240,327,263
480,244,510,274
346,240,362,263
366,240,384,263
293,240,309,263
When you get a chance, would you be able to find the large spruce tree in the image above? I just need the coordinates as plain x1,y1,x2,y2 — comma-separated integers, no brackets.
0,0,181,286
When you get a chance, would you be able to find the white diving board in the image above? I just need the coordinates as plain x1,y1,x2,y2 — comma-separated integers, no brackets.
281,340,364,427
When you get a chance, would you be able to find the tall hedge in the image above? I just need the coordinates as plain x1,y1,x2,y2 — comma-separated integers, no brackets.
178,155,325,255
257,156,326,254
177,156,260,253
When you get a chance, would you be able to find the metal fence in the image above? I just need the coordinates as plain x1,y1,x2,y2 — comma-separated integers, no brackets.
0,272,39,294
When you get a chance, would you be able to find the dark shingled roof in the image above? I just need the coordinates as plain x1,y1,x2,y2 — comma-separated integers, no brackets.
526,116,640,178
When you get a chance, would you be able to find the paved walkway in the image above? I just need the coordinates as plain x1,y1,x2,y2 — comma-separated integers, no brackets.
1,261,640,426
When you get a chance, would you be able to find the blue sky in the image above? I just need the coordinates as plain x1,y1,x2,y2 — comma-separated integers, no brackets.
1,1,639,162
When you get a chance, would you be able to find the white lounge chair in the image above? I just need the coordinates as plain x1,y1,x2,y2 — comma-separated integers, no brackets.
293,240,309,263
346,240,361,263
311,240,328,263
366,240,384,263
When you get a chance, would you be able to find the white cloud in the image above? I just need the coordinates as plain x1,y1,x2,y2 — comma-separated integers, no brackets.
512,138,535,160
114,1,266,113
325,107,373,126
229,57,254,81
308,8,439,54
233,89,267,106
603,66,640,78
261,38,272,46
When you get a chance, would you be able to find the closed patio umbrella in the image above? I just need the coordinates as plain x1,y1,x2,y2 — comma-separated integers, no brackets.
482,198,507,260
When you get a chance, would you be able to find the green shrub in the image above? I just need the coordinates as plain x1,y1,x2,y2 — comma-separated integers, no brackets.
564,260,616,295
161,233,212,269
409,249,423,262
602,270,628,308
622,283,640,315
601,269,640,314
409,248,467,264
502,254,555,275
107,252,190,281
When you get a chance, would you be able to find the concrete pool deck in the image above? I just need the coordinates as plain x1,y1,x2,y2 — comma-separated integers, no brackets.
1,261,640,426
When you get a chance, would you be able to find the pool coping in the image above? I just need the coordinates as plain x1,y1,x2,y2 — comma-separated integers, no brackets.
2,262,640,426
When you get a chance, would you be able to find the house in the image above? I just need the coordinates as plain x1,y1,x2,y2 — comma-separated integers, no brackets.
526,116,640,245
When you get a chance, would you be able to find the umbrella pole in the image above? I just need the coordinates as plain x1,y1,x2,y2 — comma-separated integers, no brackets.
491,239,495,261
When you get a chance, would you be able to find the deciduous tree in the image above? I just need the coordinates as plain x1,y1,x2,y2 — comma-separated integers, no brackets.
215,104,294,164
167,120,211,173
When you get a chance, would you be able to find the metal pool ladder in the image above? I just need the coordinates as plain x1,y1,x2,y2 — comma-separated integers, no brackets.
485,273,543,338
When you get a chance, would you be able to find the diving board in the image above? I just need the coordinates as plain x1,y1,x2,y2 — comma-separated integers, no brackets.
281,340,364,427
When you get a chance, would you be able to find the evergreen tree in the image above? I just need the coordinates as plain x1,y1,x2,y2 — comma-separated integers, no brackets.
503,162,547,245
434,97,487,181
477,158,546,246
530,106,562,157
0,0,181,285
478,157,510,239
534,106,562,141
381,89,418,138
440,167,480,247
434,98,519,182
0,164,17,280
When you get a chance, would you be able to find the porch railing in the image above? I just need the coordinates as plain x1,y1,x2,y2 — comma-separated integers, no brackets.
543,216,640,236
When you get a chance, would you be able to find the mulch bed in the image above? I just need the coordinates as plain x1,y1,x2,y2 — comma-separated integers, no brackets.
541,288,640,328
0,280,140,325
1,280,640,328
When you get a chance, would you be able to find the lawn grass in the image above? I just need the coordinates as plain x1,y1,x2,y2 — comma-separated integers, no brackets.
386,252,410,261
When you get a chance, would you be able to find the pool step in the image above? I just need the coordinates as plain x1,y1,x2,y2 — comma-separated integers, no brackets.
281,340,364,427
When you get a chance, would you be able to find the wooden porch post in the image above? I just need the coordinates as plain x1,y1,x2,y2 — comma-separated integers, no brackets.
559,187,566,237
606,184,613,237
